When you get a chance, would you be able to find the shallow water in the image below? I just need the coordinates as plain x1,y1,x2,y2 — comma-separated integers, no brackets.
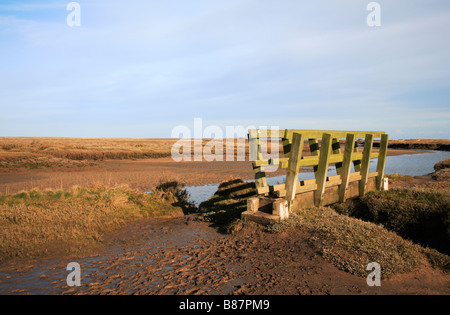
185,150,450,206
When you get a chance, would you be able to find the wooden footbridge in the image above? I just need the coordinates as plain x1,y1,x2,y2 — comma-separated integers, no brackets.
242,129,389,224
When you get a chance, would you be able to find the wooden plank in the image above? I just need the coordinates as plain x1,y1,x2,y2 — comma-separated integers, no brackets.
277,152,379,169
251,129,386,140
250,129,268,195
325,175,342,187
248,130,258,162
332,138,343,175
286,130,385,140
339,133,356,203
275,182,317,198
376,134,389,190
309,138,319,177
256,186,270,195
348,171,362,182
359,134,374,196
285,133,304,207
282,138,291,158
353,141,362,172
314,133,332,206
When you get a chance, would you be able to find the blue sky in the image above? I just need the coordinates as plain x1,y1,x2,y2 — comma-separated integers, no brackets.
0,0,449,139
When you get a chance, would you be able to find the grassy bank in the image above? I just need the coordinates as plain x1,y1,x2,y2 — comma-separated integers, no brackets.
267,207,448,278
0,184,185,263
332,187,450,255
201,178,449,278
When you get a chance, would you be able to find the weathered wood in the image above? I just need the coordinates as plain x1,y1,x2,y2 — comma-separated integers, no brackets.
314,133,332,206
284,130,385,140
359,134,374,196
376,134,389,190
285,133,304,207
248,130,258,162
275,152,379,169
309,138,319,177
339,133,356,203
332,138,343,175
352,141,362,172
282,138,291,159
247,197,259,213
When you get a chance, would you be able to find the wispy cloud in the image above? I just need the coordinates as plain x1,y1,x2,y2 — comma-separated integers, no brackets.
0,0,449,138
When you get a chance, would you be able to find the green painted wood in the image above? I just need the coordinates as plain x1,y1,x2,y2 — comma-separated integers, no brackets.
332,138,343,175
275,152,379,169
339,133,356,203
359,134,374,196
314,133,332,207
248,130,258,162
283,130,385,140
282,138,291,158
309,138,319,177
285,133,304,207
352,141,362,172
376,134,389,190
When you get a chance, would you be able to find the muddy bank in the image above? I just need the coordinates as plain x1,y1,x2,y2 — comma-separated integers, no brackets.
1,215,448,295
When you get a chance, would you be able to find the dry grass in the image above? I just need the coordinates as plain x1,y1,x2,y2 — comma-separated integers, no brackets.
0,183,185,263
200,178,450,278
333,187,450,255
0,138,176,166
266,207,447,278
386,173,414,183
0,137,270,170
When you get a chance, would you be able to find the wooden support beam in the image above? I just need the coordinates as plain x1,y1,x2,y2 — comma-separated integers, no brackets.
376,134,389,190
353,141,362,172
275,152,379,169
332,138,343,175
314,133,332,207
309,138,319,177
359,134,374,196
285,130,385,140
282,138,291,158
249,130,268,195
339,133,356,203
285,133,304,208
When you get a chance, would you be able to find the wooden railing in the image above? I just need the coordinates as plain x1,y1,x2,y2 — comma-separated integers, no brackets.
248,129,389,208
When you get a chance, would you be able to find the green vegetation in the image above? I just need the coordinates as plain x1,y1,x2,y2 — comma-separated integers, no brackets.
385,173,414,183
332,187,450,255
0,184,185,263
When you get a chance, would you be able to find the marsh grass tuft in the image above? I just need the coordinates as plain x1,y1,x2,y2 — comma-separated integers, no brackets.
0,183,184,263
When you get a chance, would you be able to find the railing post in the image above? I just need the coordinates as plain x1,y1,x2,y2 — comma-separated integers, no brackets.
249,130,268,195
332,138,343,175
285,132,304,209
314,133,332,207
359,134,374,196
376,134,389,190
339,133,356,202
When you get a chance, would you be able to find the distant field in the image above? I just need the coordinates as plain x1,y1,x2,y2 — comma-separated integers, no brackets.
375,139,450,151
